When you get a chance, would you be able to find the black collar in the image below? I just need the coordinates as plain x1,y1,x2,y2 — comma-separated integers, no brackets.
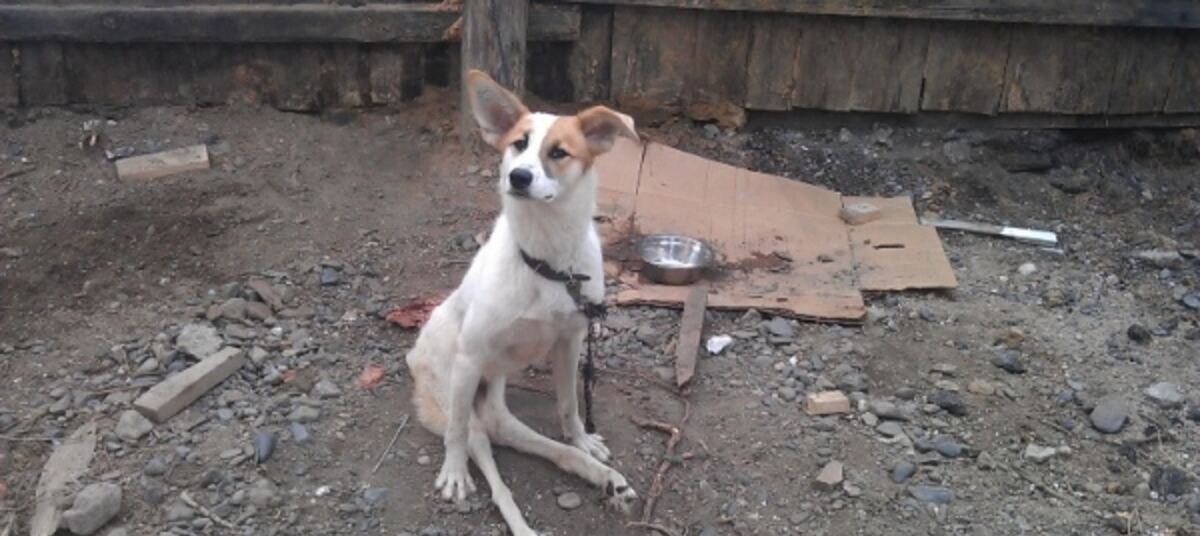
519,249,591,283
519,248,606,319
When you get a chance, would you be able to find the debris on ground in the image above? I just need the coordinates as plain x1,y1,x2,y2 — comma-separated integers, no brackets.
921,217,1058,246
114,144,210,181
355,363,387,390
61,482,122,535
803,390,851,416
814,460,844,490
839,202,881,225
385,293,446,328
133,347,245,422
31,422,97,536
705,335,733,355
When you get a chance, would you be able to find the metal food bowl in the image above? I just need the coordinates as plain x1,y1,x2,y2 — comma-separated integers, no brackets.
639,234,714,285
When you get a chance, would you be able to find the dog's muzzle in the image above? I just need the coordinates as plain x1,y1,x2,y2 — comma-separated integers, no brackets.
509,168,533,191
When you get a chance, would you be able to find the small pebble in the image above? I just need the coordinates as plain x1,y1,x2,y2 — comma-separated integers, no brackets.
556,492,582,510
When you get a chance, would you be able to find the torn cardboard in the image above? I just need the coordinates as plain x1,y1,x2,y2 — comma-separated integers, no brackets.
595,138,957,322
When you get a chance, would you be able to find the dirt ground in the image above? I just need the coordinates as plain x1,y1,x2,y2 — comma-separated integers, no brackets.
1,88,1199,536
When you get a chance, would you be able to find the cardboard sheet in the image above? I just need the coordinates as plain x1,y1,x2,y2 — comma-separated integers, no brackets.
594,138,957,322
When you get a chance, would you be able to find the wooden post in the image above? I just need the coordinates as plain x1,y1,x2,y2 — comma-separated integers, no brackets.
460,0,529,147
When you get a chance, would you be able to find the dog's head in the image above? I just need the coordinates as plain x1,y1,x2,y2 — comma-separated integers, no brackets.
467,70,637,203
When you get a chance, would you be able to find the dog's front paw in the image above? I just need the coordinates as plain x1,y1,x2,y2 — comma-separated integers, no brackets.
604,472,638,514
573,433,611,463
434,456,476,501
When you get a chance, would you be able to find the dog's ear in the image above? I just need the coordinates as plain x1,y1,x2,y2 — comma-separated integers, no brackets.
466,70,530,148
576,106,638,156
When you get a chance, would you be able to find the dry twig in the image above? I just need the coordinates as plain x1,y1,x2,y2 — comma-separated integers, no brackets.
373,414,410,474
181,491,236,530
632,399,692,524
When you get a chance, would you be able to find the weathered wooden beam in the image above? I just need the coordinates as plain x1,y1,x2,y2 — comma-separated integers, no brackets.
0,3,577,43
460,0,529,147
561,0,1200,29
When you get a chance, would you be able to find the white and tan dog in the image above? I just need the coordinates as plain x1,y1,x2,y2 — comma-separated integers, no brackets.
405,70,639,535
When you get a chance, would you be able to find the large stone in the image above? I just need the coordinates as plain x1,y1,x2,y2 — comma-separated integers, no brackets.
1090,400,1130,434
62,483,122,535
1144,382,1185,408
176,324,221,359
115,410,153,441
814,461,844,491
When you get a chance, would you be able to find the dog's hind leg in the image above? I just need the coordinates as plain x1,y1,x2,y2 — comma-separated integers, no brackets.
467,414,540,536
481,379,637,513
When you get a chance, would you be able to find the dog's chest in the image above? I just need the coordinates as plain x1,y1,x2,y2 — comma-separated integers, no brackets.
485,315,585,377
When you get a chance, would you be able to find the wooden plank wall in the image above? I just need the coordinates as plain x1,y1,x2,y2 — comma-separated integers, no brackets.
596,6,1200,123
0,42,446,110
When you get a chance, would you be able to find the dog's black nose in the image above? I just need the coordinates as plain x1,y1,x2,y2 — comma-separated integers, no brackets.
509,168,533,190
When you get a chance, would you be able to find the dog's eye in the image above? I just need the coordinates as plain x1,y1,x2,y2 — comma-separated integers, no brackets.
512,135,529,152
549,146,569,160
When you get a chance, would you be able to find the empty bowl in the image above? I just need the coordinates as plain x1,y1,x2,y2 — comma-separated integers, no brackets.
638,234,714,285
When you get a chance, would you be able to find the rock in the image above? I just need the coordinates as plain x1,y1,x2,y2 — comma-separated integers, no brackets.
176,324,222,359
814,461,844,491
1189,406,1200,423
876,422,904,438
929,390,968,416
319,266,341,286
363,487,389,505
115,410,153,441
248,279,285,310
1090,400,1130,434
1023,444,1062,464
966,379,996,396
843,482,863,498
0,414,17,433
777,387,797,402
892,461,916,483
143,457,169,477
698,527,719,536
49,396,71,415
1150,465,1191,497
556,491,582,510
1183,291,1200,311
62,483,122,535
1131,249,1184,269
245,301,273,322
839,203,882,226
213,298,247,321
289,422,311,443
870,400,909,421
104,528,129,536
288,406,320,423
1127,324,1152,344
934,438,967,458
861,412,878,427
908,485,953,505
134,358,159,377
254,429,275,463
248,478,279,507
764,317,795,338
1144,382,1184,408
165,502,195,522
1017,262,1038,276
991,352,1027,374
313,380,342,399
